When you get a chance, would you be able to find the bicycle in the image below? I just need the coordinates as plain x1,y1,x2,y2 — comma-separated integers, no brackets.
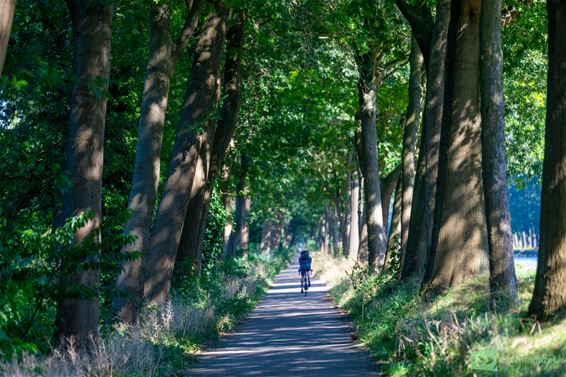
300,269,311,296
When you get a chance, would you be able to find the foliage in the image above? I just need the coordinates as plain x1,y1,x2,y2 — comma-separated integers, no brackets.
1,244,292,376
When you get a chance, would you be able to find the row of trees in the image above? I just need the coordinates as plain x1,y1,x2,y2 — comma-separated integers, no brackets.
309,0,564,321
0,0,563,358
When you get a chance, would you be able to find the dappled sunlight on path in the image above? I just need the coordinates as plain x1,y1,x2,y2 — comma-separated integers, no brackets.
186,257,377,376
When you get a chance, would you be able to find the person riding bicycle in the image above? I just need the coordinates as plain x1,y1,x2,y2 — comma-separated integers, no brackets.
298,250,312,293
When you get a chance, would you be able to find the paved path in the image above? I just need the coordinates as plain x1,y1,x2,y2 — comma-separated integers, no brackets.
187,257,378,376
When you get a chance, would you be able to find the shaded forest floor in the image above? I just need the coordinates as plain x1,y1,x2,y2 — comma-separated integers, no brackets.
315,252,566,376
0,251,293,377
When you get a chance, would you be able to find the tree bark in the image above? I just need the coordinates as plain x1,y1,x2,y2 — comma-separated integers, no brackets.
422,0,489,295
395,0,433,72
401,39,425,258
334,193,347,256
384,179,402,273
479,0,518,304
270,212,284,252
357,173,368,262
175,139,211,270
260,220,272,255
401,0,451,281
323,207,331,254
356,51,387,269
54,0,112,346
114,0,203,324
221,166,233,253
0,0,16,77
348,171,361,259
225,156,249,257
381,165,401,233
177,10,246,269
143,5,229,306
528,0,566,321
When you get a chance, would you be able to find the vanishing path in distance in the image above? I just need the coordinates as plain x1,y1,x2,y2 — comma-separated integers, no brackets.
187,257,378,376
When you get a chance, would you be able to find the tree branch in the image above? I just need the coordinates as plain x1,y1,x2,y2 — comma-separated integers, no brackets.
395,0,433,71
173,0,206,62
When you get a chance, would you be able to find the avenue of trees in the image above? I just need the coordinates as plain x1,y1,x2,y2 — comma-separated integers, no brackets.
0,0,564,359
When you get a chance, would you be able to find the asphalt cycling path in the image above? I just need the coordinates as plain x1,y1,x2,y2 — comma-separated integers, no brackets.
187,256,378,376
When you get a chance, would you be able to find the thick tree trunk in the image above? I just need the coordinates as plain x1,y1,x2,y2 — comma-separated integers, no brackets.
176,140,211,270
143,6,229,306
54,0,112,346
401,39,425,258
480,0,518,304
348,171,360,259
384,179,402,273
422,0,489,295
528,0,566,321
178,11,246,269
114,0,203,323
0,0,16,77
356,53,387,268
401,0,451,280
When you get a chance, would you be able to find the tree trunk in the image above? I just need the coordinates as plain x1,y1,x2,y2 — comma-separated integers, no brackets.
422,0,489,295
381,165,401,233
334,195,347,256
357,173,368,262
395,0,433,73
356,53,387,269
401,39,425,258
221,166,233,253
54,0,112,346
270,213,283,252
260,220,272,255
175,139,211,270
143,5,229,306
323,207,331,254
114,0,203,323
384,179,402,273
528,0,566,321
240,191,250,253
178,10,246,269
0,0,16,77
348,171,360,259
480,0,518,304
225,156,249,257
331,206,340,256
402,0,451,281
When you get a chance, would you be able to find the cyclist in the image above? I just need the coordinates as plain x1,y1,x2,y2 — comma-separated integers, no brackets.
298,250,312,293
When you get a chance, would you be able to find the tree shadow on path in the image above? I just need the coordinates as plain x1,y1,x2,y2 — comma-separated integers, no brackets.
185,258,379,376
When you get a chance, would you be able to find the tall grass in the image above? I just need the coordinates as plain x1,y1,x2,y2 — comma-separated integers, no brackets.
317,252,566,376
0,250,292,377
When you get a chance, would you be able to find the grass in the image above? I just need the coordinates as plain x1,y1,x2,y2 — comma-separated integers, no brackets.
315,251,566,377
0,249,292,377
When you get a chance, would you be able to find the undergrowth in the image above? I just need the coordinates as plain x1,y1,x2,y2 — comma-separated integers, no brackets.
0,249,292,377
316,251,566,377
